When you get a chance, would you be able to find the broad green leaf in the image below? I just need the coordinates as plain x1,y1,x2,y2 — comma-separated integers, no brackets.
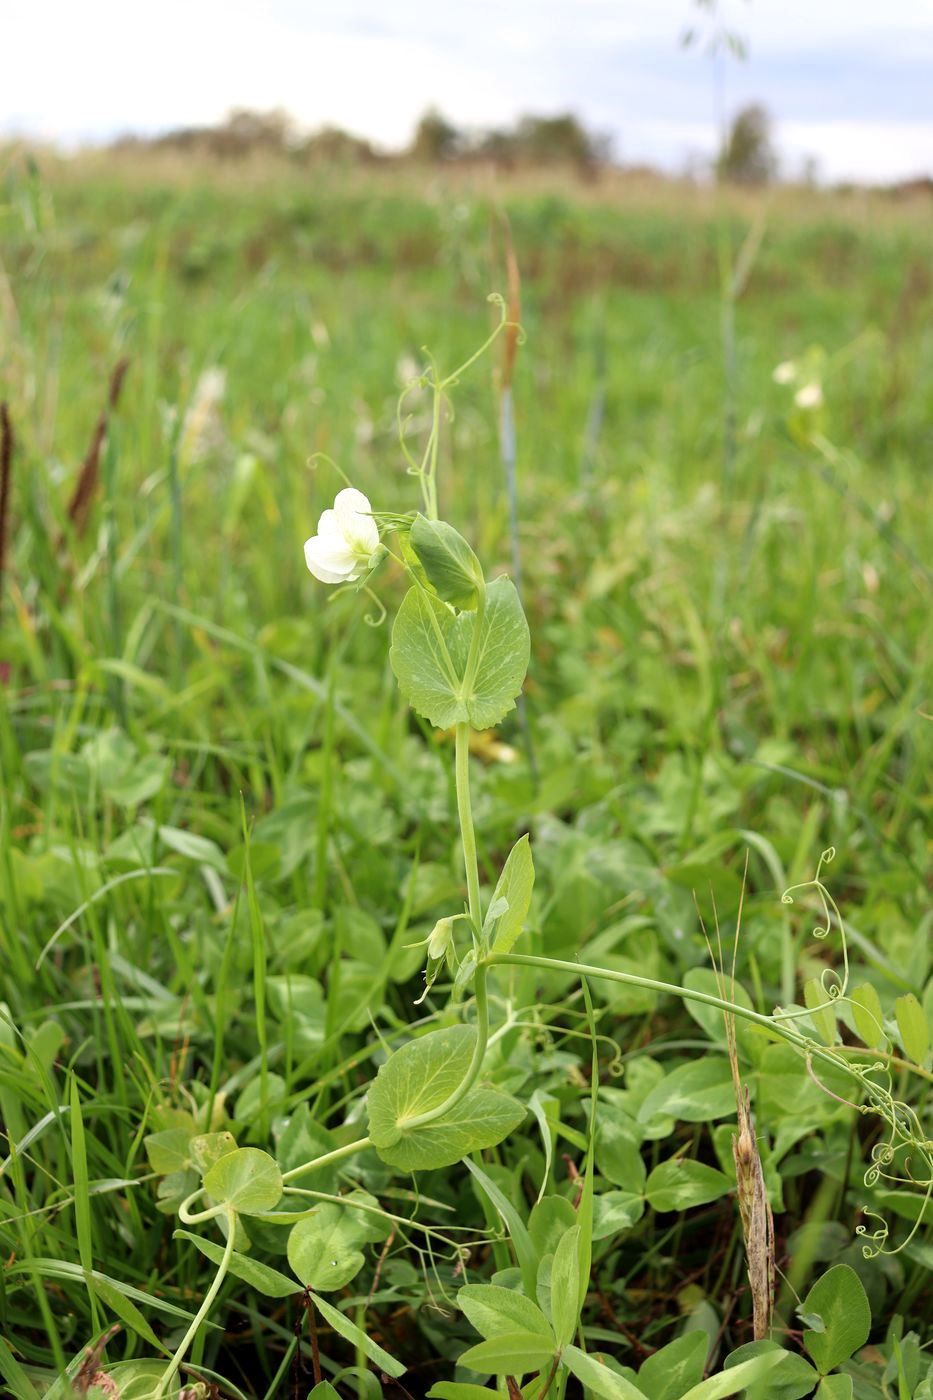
144,1128,193,1175
637,1057,736,1124
725,1340,818,1399
458,1330,555,1375
310,1289,406,1378
458,1284,553,1341
190,1131,238,1174
595,1117,646,1191
801,1265,871,1375
368,1024,524,1170
895,993,929,1064
428,1387,499,1400
679,1350,786,1398
550,1224,581,1349
815,1377,853,1399
202,1146,283,1214
850,983,885,1050
591,1190,644,1239
485,835,535,953
374,1086,523,1171
563,1344,648,1399
287,1206,366,1291
804,979,837,1045
528,1195,578,1257
390,576,530,731
175,1229,296,1298
158,823,227,871
637,1331,706,1400
308,1385,342,1400
645,1158,731,1212
410,514,483,609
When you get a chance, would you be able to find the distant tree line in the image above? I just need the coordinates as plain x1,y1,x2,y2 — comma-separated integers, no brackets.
114,106,613,176
112,103,788,185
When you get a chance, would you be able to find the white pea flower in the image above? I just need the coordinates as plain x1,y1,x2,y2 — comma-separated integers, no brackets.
304,488,379,584
772,361,797,385
794,381,823,409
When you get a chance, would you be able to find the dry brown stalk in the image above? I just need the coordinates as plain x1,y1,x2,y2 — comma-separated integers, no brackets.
65,357,130,538
0,401,13,610
698,866,775,1341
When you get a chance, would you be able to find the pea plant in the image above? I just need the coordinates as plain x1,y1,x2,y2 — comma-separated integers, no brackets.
123,313,933,1400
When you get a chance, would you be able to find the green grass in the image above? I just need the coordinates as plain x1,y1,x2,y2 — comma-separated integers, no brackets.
0,153,930,1397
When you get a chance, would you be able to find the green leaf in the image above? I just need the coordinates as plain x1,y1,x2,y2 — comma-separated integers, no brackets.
592,1190,644,1239
804,979,837,1045
308,1385,342,1400
428,1386,498,1400
202,1146,283,1215
390,576,530,731
801,1265,871,1375
410,514,484,609
366,1025,476,1141
679,1350,786,1398
528,1195,578,1257
681,970,761,1060
144,1127,193,1175
563,1344,648,1399
815,1377,853,1399
550,1224,582,1350
90,1274,166,1351
287,1206,366,1292
485,834,535,954
458,1331,555,1376
159,824,227,871
175,1229,297,1298
465,1157,540,1300
0,1335,40,1400
850,983,885,1050
310,1290,406,1378
458,1284,553,1342
367,1024,524,1170
645,1158,731,1211
724,1341,818,1400
189,1131,238,1174
894,993,929,1064
637,1057,737,1125
637,1331,706,1400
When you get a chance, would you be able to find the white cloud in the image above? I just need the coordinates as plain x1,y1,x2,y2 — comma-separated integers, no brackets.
4,0,932,178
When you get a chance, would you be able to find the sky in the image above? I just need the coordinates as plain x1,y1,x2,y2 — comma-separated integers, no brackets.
5,0,932,182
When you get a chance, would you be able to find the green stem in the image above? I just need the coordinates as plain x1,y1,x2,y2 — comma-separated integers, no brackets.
455,721,483,932
156,1206,235,1398
280,1135,372,1184
489,952,869,1093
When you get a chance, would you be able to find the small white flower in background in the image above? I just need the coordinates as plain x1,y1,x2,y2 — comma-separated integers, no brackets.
794,381,823,410
181,366,227,462
304,488,379,584
772,361,797,384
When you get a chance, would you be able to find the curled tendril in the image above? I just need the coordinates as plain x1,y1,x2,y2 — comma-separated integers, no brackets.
856,1209,890,1259
774,851,933,1262
362,586,387,628
306,451,355,491
781,846,850,1006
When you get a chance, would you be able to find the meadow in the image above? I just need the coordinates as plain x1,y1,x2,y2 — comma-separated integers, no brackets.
0,152,931,1399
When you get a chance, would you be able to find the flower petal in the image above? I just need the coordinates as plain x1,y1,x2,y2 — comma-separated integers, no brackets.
334,488,379,554
315,508,342,541
304,534,355,583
